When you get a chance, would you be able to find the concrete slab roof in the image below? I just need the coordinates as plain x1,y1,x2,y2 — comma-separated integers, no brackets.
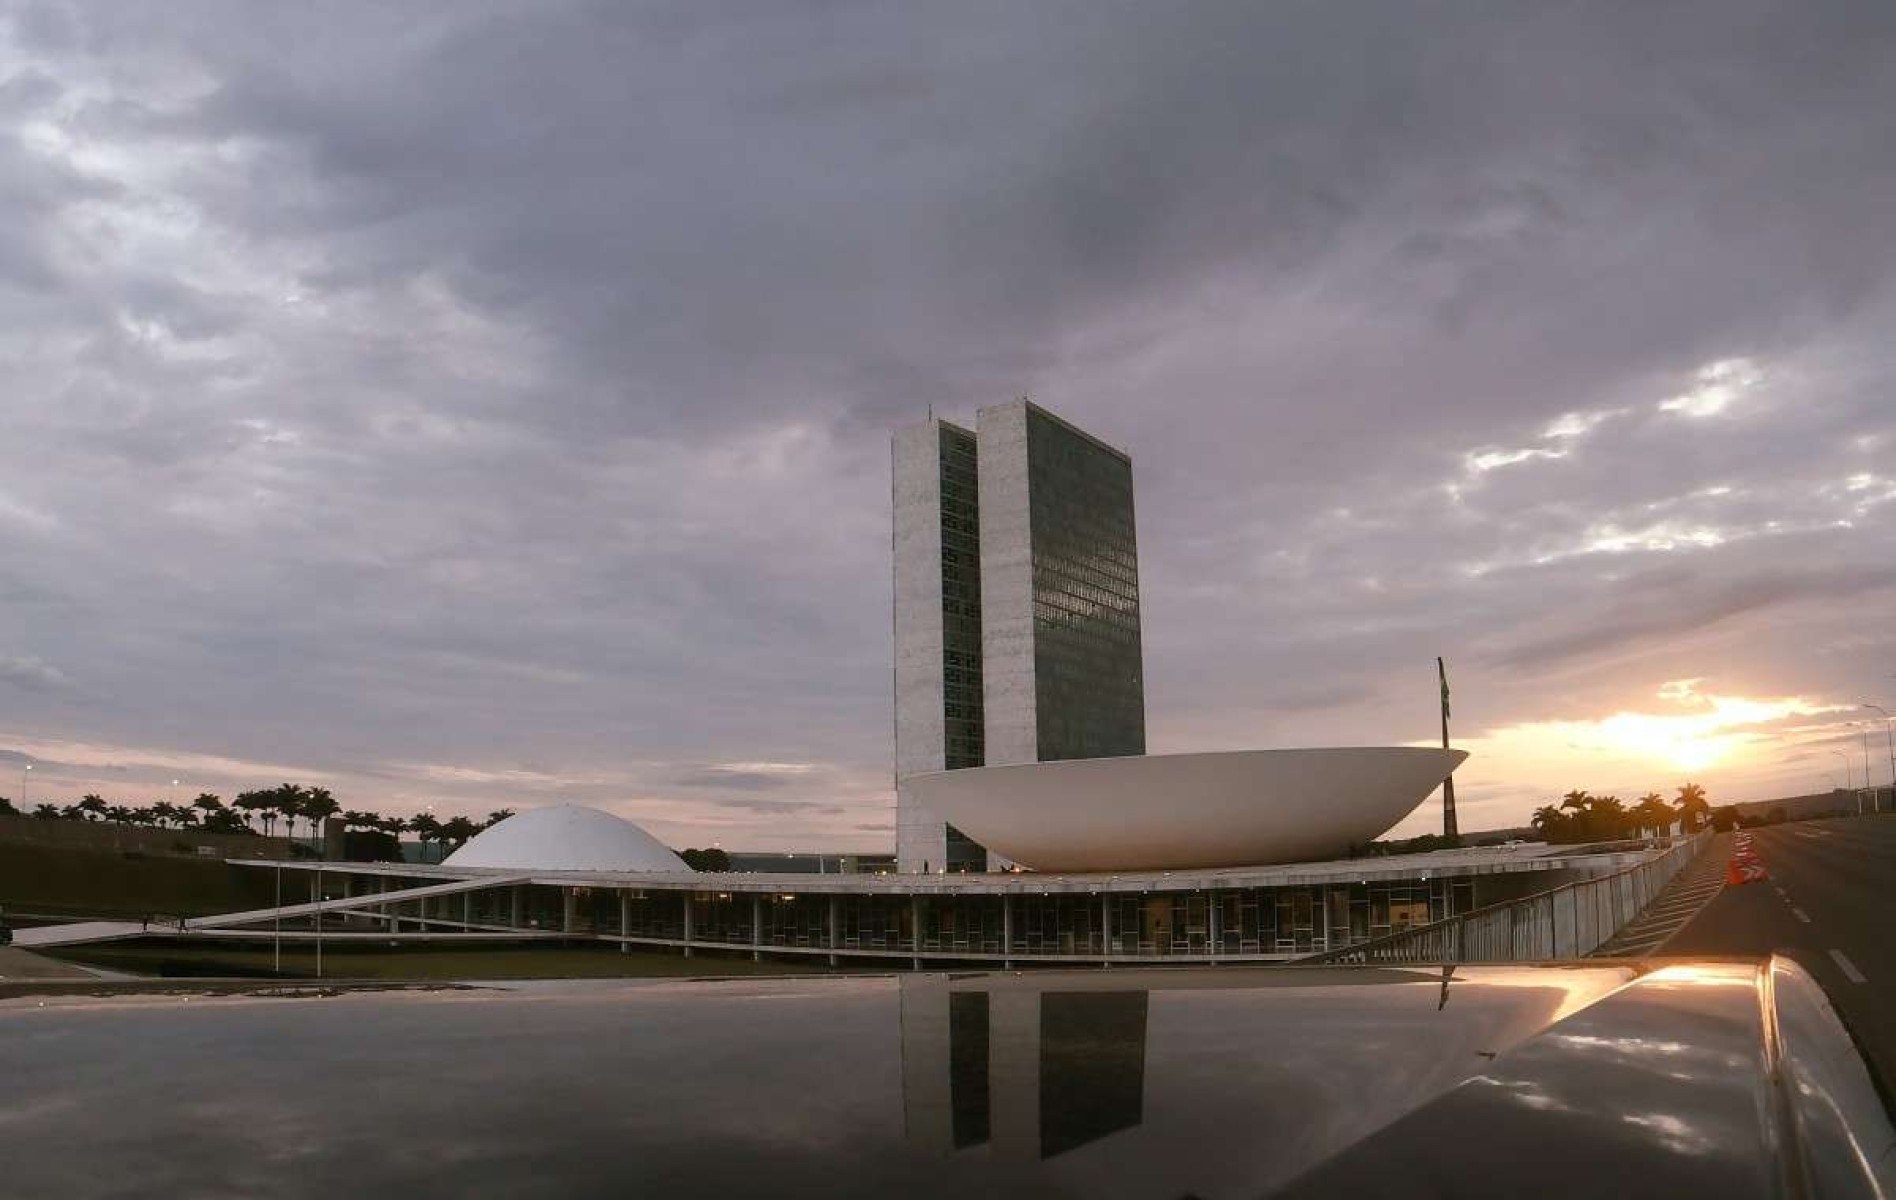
230,840,1670,896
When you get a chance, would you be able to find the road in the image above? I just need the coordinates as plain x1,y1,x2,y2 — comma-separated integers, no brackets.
1664,815,1896,1096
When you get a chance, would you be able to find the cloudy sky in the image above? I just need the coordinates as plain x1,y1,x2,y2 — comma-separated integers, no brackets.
3,1,1893,849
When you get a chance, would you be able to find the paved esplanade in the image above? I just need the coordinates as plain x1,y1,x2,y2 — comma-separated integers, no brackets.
1664,815,1896,1096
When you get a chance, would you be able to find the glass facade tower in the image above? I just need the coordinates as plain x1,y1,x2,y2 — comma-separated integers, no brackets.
938,423,984,771
1022,405,1144,760
977,400,1144,768
895,400,1144,873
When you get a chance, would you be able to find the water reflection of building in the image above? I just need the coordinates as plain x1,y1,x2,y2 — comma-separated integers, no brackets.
901,977,1149,1161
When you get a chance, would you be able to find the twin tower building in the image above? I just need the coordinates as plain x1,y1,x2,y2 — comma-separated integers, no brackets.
893,399,1145,872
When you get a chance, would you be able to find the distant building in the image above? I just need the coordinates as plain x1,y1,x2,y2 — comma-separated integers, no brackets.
725,851,897,875
1722,788,1885,824
894,400,1144,873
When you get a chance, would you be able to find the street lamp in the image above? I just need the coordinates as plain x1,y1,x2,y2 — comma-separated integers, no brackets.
1861,724,1877,817
1829,749,1860,816
1863,703,1894,814
21,762,30,810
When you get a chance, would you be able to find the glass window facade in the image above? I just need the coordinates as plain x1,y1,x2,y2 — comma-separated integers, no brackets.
943,824,988,872
377,872,1469,961
939,423,989,868
1025,408,1144,761
938,423,984,771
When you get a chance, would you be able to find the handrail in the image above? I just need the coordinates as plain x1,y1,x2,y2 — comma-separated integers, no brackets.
1296,829,1714,965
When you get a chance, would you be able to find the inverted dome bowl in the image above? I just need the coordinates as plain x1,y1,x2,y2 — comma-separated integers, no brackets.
901,746,1467,872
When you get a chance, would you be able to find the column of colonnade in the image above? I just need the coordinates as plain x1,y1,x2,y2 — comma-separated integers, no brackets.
827,896,839,967
1001,894,1012,969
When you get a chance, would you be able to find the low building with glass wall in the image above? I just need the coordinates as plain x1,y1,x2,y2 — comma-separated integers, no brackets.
220,839,1659,966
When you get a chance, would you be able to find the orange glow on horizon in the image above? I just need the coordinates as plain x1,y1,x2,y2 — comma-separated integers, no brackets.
1469,680,1838,774
1429,680,1845,798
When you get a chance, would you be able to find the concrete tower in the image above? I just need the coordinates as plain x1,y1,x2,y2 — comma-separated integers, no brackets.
893,417,989,873
894,400,1144,873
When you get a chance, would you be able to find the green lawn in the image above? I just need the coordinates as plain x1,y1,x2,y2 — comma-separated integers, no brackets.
0,841,278,921
45,938,888,981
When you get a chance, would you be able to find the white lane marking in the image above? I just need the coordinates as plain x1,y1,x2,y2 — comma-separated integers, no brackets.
1828,949,1868,984
1791,908,1811,924
1794,829,1831,839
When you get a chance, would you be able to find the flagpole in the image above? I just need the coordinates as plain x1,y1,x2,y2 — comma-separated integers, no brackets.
1438,656,1458,841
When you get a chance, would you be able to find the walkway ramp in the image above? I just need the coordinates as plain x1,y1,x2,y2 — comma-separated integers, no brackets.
12,921,150,949
7,876,532,949
1590,833,1730,957
186,874,532,931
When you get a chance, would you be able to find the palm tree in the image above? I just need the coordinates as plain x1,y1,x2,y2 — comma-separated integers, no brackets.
1675,782,1711,833
130,805,158,827
409,812,444,862
303,786,340,835
77,794,109,822
192,793,226,820
441,815,478,853
106,804,134,825
379,815,409,837
272,783,308,842
484,809,515,829
150,801,180,828
1587,795,1628,839
1530,805,1569,842
1631,793,1672,838
1548,790,1593,839
32,803,60,819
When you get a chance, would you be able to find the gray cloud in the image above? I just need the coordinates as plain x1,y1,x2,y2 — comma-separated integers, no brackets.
1,0,1893,844
0,655,73,693
668,768,798,793
1484,560,1896,673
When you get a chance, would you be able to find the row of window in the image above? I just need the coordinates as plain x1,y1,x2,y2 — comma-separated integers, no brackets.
404,880,1472,955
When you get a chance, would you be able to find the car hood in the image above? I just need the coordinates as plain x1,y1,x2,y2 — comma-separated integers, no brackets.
2,959,1890,1199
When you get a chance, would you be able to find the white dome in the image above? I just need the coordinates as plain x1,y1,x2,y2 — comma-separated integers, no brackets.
442,805,689,872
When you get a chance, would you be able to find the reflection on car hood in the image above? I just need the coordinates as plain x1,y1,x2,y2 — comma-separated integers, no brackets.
1,959,1890,1199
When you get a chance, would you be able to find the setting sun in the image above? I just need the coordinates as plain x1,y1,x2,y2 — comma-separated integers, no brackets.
1585,712,1745,771
1572,682,1841,771
1442,680,1844,785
